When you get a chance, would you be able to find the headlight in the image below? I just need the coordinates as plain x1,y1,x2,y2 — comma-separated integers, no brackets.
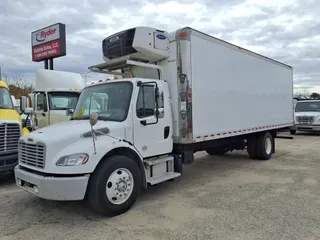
56,153,89,166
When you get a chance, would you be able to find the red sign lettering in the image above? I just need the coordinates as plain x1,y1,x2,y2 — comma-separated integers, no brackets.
39,28,56,39
32,39,62,61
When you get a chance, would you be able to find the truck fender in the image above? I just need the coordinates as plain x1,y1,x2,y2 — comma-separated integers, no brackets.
21,127,30,136
93,144,147,189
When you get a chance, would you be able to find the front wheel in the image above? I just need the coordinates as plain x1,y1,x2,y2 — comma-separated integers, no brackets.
290,129,296,135
87,155,142,216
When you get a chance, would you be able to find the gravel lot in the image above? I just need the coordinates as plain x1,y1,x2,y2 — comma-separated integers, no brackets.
0,132,319,240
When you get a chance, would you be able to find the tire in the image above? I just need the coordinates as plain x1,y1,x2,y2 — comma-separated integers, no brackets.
256,132,273,160
247,136,258,159
87,155,141,216
206,146,228,155
290,130,296,135
173,155,183,174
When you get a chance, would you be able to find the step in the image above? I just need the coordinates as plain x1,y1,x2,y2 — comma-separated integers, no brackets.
143,155,173,167
148,172,181,185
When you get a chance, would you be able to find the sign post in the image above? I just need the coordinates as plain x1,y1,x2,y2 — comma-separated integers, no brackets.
31,23,66,69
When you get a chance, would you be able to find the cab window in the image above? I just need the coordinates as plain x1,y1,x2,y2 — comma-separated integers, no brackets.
136,85,155,118
36,93,46,111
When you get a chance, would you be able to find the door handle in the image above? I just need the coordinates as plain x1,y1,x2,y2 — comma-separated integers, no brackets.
42,113,46,117
164,126,170,139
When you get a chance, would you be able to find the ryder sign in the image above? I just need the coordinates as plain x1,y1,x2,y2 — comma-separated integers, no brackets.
31,23,66,62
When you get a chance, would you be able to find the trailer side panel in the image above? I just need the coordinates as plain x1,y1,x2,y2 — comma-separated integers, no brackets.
188,32,293,142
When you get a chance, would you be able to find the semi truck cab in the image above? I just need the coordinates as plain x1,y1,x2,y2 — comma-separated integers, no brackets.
0,81,30,173
20,69,85,129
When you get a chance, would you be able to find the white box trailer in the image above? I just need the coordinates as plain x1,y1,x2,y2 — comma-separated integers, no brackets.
15,26,294,216
165,28,293,145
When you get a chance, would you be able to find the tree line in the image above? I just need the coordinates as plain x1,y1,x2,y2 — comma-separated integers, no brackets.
1,73,34,98
294,89,320,99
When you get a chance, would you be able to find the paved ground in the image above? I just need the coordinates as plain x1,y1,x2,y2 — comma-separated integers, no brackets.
0,132,320,240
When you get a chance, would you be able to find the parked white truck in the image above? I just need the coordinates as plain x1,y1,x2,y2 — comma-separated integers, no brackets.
290,99,320,134
15,27,294,216
20,69,85,129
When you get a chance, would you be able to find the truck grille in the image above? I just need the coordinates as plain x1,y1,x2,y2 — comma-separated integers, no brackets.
0,123,21,152
18,141,45,168
296,116,314,124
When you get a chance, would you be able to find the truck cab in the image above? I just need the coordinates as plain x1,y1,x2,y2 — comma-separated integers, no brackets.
0,81,30,173
20,69,85,129
290,99,320,134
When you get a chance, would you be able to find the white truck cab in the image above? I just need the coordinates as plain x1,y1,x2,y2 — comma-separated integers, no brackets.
15,26,293,216
290,99,320,134
20,69,85,129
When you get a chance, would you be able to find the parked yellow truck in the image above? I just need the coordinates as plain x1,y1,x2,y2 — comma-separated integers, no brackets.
0,80,30,173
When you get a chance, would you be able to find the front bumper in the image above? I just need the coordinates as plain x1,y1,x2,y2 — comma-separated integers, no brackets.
0,151,18,173
291,124,320,132
14,166,90,201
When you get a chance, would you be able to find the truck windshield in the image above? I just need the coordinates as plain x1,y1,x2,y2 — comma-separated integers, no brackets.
48,92,80,110
71,82,133,122
295,101,320,112
0,87,14,109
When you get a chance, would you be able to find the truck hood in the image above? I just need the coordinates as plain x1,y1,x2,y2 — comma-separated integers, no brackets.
0,109,21,122
20,120,126,145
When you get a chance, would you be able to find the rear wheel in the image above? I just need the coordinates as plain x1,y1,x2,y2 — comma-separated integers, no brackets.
247,136,258,159
256,132,273,160
87,155,141,216
290,130,296,135
247,132,274,160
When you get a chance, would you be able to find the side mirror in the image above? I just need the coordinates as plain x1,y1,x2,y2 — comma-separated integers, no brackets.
89,112,98,126
155,88,164,119
11,95,16,105
157,108,164,118
20,96,28,113
66,108,74,116
24,107,34,115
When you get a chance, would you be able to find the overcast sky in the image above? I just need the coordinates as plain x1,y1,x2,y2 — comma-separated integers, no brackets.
0,0,319,92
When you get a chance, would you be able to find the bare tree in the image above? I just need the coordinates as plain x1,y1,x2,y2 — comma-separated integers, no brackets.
294,88,310,99
1,72,34,98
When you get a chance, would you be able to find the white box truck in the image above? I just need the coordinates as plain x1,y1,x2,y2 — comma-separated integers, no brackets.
14,27,294,216
20,69,85,129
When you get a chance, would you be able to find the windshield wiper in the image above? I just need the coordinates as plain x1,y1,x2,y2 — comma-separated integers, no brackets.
70,116,90,120
70,115,113,121
98,116,111,121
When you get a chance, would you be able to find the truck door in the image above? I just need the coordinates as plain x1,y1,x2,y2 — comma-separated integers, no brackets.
133,82,173,158
34,92,49,128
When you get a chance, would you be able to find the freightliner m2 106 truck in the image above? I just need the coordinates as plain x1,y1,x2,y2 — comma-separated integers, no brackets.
290,99,320,134
15,27,294,216
0,81,30,173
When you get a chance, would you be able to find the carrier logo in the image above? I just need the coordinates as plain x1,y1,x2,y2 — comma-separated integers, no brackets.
156,34,166,40
109,36,120,43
